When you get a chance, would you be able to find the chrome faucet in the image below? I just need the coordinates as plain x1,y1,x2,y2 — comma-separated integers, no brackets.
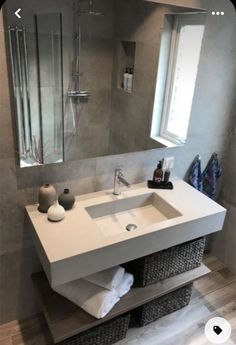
113,169,131,195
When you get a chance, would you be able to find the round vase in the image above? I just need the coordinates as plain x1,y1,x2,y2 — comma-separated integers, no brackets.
38,183,57,213
47,202,65,222
58,188,75,210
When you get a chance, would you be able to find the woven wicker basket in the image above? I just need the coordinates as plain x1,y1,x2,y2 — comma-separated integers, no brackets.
124,237,206,287
59,314,130,345
132,284,192,327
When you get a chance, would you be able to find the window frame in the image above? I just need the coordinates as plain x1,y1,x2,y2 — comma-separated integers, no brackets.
152,13,206,147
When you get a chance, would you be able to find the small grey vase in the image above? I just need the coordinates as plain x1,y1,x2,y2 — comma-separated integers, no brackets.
58,188,75,210
38,183,57,213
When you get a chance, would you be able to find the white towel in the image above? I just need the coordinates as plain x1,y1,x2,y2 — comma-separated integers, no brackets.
53,279,120,319
116,272,134,298
84,266,125,290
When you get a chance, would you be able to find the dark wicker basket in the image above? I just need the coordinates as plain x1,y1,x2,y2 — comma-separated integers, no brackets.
132,284,192,327
59,314,130,345
124,237,206,287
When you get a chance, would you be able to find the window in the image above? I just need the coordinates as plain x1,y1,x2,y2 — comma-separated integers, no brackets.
151,14,206,146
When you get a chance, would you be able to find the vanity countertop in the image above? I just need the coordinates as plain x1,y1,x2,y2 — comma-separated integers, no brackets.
26,179,226,286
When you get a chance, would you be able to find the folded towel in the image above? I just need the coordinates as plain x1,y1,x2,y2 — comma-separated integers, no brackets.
84,266,125,290
53,279,120,319
116,272,134,298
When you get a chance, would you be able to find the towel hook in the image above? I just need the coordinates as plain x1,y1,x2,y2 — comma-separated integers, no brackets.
195,154,201,161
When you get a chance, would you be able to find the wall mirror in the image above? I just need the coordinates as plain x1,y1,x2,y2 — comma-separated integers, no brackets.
3,0,206,167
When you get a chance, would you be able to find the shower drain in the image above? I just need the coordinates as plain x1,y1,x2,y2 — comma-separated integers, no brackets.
126,224,138,231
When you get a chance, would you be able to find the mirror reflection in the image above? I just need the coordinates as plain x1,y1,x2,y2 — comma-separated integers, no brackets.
3,0,206,167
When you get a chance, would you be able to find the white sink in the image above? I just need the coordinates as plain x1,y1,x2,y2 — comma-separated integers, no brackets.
85,192,182,236
26,180,226,286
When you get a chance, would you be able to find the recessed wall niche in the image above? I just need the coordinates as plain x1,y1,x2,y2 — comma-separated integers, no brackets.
117,40,136,92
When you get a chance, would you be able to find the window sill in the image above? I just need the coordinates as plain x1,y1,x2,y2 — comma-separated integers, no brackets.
151,135,184,148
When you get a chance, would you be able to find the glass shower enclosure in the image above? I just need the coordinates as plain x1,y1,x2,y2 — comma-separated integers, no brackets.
8,13,64,167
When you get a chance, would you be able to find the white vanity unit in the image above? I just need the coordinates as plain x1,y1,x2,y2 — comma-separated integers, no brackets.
26,179,226,343
26,179,226,287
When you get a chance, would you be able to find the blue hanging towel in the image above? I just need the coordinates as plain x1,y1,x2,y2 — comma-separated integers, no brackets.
202,153,222,199
188,155,202,191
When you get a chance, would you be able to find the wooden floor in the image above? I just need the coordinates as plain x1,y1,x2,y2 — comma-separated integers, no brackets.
0,255,235,345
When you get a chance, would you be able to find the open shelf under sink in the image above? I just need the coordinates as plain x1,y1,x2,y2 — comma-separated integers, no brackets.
32,263,210,344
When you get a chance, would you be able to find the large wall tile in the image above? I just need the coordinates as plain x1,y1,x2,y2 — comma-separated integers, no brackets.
0,248,42,324
0,16,14,160
211,200,236,274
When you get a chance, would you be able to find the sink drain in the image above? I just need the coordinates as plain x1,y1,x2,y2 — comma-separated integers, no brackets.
126,224,138,231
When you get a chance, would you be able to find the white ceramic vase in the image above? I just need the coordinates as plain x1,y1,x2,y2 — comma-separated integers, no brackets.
47,201,65,222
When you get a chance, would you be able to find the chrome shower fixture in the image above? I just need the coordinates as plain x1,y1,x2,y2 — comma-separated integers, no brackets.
67,0,104,102
78,0,104,16
67,90,90,98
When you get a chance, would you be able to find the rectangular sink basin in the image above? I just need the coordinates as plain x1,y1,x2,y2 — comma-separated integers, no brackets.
85,192,182,236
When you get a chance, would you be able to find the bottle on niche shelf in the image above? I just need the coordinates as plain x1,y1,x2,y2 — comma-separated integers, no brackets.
123,67,129,91
127,68,133,93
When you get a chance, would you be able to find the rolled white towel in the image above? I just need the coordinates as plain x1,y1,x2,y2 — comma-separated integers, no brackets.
84,266,125,290
116,272,134,298
53,279,120,319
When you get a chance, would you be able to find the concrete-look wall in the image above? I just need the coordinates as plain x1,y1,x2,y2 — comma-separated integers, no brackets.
109,0,164,154
0,0,235,324
211,119,236,273
109,0,204,154
64,0,115,161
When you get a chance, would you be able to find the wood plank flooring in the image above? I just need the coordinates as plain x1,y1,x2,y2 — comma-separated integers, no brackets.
0,255,235,345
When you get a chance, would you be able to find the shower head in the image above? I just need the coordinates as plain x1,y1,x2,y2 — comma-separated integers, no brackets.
78,0,104,16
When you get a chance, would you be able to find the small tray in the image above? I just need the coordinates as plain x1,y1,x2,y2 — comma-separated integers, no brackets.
147,181,173,190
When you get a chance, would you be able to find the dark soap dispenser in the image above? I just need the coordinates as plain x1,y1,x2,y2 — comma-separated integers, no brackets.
153,161,163,184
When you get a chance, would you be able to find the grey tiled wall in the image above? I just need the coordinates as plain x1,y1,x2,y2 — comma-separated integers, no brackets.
0,0,236,324
211,126,236,273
